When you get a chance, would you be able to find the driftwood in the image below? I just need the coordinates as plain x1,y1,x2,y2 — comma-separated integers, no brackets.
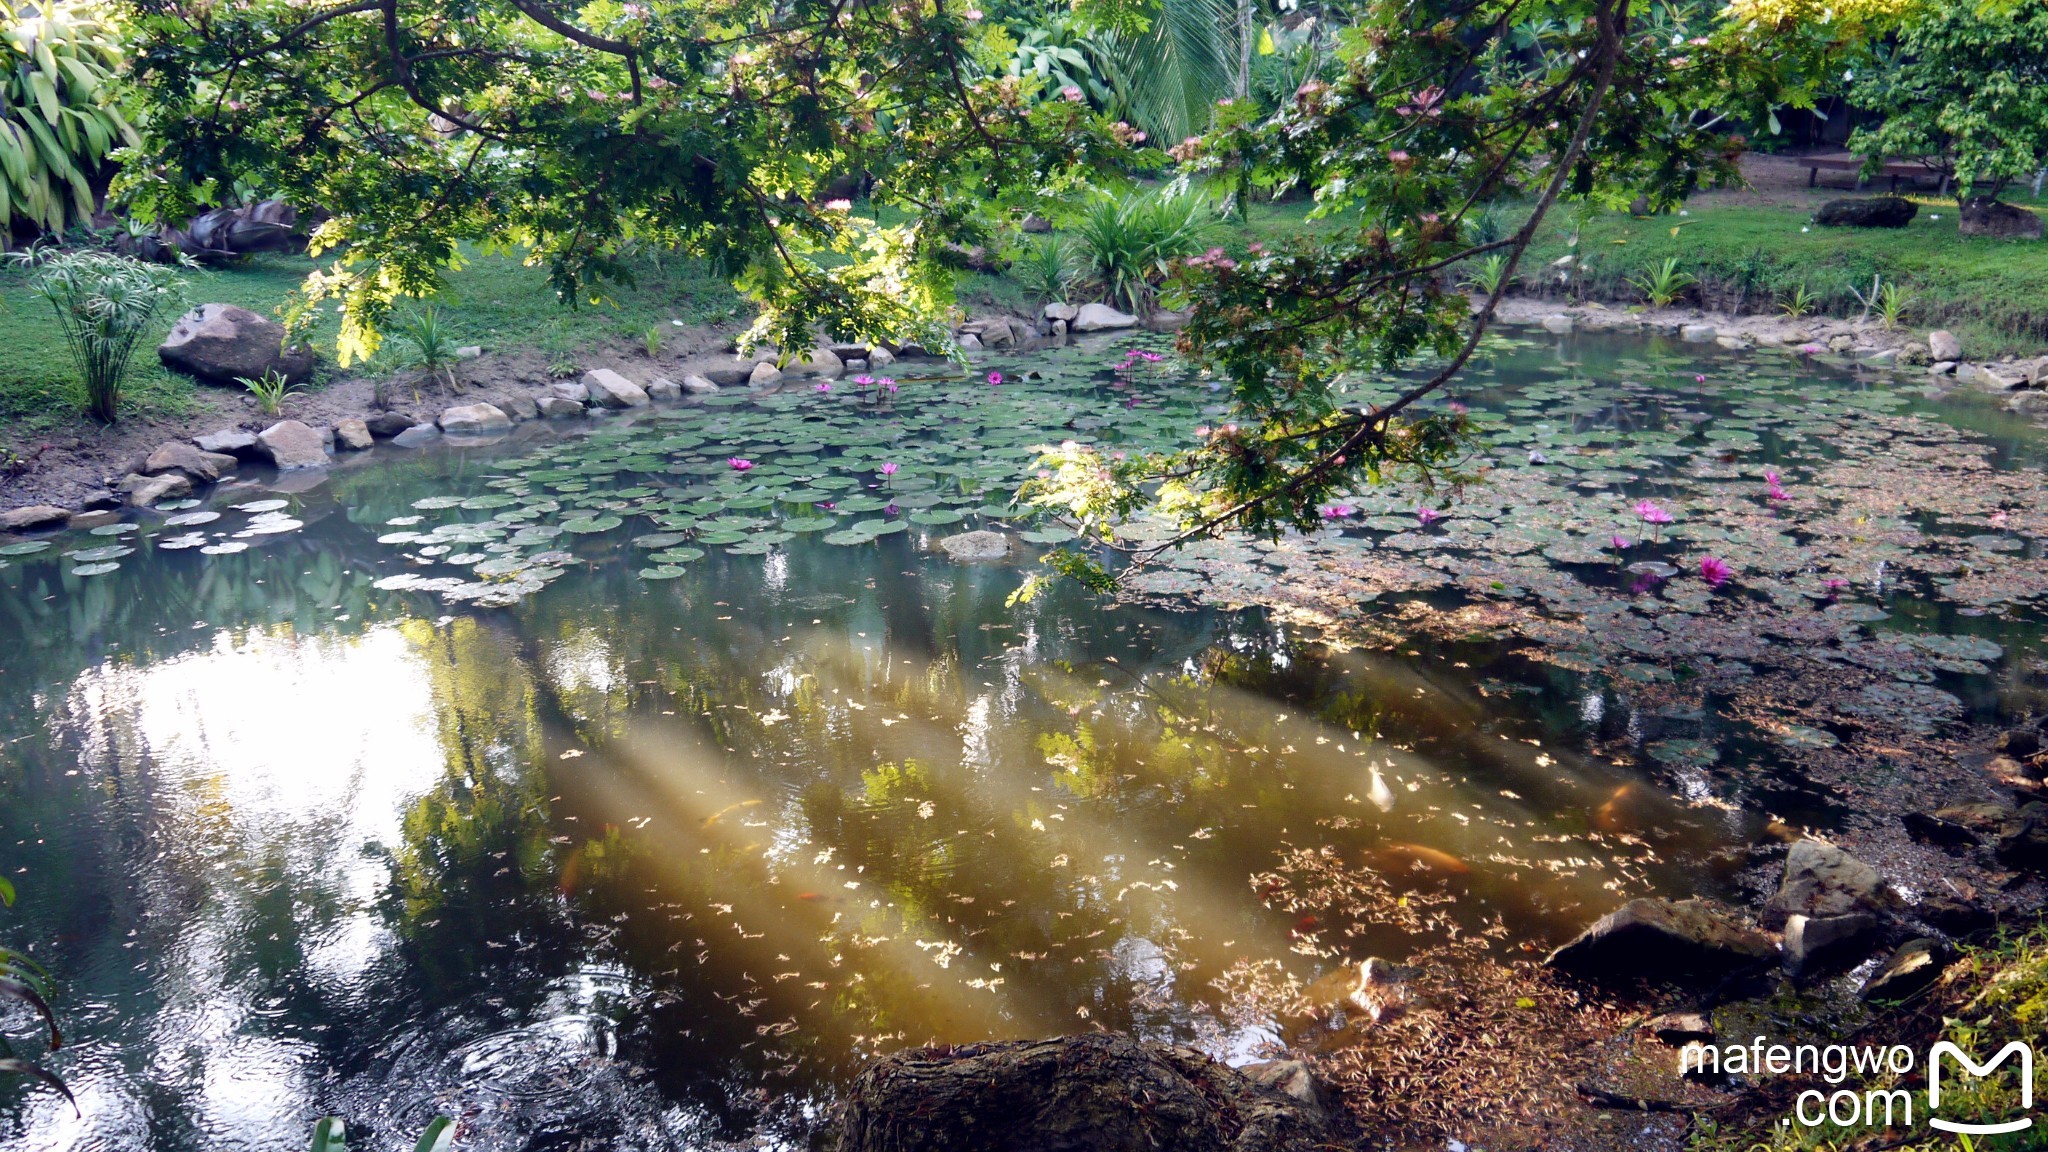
832,1033,1337,1152
113,199,302,266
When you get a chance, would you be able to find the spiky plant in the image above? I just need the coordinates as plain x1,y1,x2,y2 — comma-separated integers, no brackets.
10,247,187,422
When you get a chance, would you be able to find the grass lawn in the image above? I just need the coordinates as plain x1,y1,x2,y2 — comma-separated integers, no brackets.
0,247,743,436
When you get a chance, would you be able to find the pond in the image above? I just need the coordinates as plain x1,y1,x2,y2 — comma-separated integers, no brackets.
3,330,2043,1150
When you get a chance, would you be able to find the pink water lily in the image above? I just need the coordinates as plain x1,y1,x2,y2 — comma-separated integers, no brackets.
1611,534,1632,550
815,381,831,393
1823,577,1848,594
1695,374,1707,384
879,377,897,393
853,374,875,386
1635,499,1673,525
1699,556,1733,586
987,371,1004,385
880,462,899,476
1417,507,1442,526
1320,505,1355,520
728,457,754,472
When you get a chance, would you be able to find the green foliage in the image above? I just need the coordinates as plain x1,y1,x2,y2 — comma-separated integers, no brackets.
238,368,300,415
1875,279,1914,327
1779,282,1817,317
1848,0,2048,203
0,0,137,241
1011,233,1079,304
1628,256,1696,307
7,247,186,423
308,1115,454,1152
388,304,459,382
1462,252,1513,297
1,879,75,1114
641,325,662,358
1071,186,1217,314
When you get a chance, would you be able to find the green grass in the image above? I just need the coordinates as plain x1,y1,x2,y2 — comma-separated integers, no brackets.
0,247,743,437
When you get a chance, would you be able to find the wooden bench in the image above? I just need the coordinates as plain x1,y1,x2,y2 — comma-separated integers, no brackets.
1799,152,1951,195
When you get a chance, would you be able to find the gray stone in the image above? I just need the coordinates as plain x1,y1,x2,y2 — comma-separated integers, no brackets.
1958,198,2044,240
0,504,69,532
1929,330,1962,361
1932,360,1959,375
365,412,418,438
1994,802,2048,872
256,420,329,470
645,377,682,402
867,347,896,368
1765,840,1896,927
65,509,121,530
1644,1011,1714,1045
781,348,843,379
1042,302,1079,323
334,418,374,451
143,441,225,484
936,530,1010,561
193,428,260,457
680,374,720,395
1716,335,1752,351
2006,391,2048,416
1859,348,1899,365
455,345,484,360
1545,897,1776,984
1680,323,1717,342
438,403,512,434
158,303,316,385
1541,314,1574,334
1021,213,1053,233
1784,912,1884,977
583,369,649,409
549,380,591,404
1071,302,1139,332
749,361,784,388
537,396,586,419
1240,1060,1331,1120
391,424,443,448
956,332,983,352
1861,939,1946,1001
119,471,191,507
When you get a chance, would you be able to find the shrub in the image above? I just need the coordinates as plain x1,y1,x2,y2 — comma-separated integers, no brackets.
8,247,187,423
1011,234,1079,305
1,0,138,242
1072,188,1218,315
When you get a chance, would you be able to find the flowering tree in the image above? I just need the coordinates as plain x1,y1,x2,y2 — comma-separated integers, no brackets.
118,0,1148,363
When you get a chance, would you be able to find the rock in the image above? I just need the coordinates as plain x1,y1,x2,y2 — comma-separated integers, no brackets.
749,361,784,388
1764,840,1896,927
1021,213,1053,233
937,530,1010,561
956,332,984,352
1541,314,1574,334
1937,802,2017,832
193,428,260,457
0,504,70,532
537,396,586,419
489,392,538,422
1043,302,1079,323
833,1033,1334,1152
1930,330,1963,361
438,403,512,434
1680,323,1717,342
334,418,374,451
65,509,121,530
1827,334,1856,354
844,358,868,372
364,412,418,438
1917,895,1996,939
142,442,225,484
680,374,720,395
549,380,591,405
454,345,483,360
1644,1011,1715,1045
1995,727,2042,757
256,420,329,470
1144,308,1191,331
1898,342,1931,367
1902,810,1980,849
1964,362,2030,391
971,317,1021,349
1932,361,1959,375
1958,198,2044,240
583,369,650,409
645,377,682,402
1071,302,1139,332
391,424,443,448
118,471,191,507
1784,912,1884,978
895,342,934,359
1545,898,1777,984
2006,391,2048,416
1239,1060,1331,1120
1861,939,1946,1002
1993,802,2048,871
703,366,753,386
1860,347,1899,365
1716,335,1752,351
867,347,896,368
1813,197,1918,229
828,343,870,362
158,303,316,385
781,348,844,379
76,492,121,512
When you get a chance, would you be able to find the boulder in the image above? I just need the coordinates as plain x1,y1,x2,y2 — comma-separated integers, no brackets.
1644,1011,1715,1045
1071,302,1139,332
680,373,720,395
364,412,419,438
1813,197,1917,229
833,1033,1334,1152
1929,330,1963,362
1545,898,1776,984
391,424,443,448
2006,392,2048,416
256,420,329,470
1542,314,1574,335
66,509,121,530
1764,840,1895,927
143,442,227,485
193,428,261,457
158,303,316,385
937,530,1010,561
583,369,649,409
1902,810,1980,849
0,504,70,532
749,361,784,388
1898,342,1931,367
867,347,896,368
1784,912,1884,978
1043,302,1079,323
1958,198,2043,240
334,418,374,451
438,403,512,435
1861,939,1946,1002
1680,323,1717,342
118,471,191,507
781,348,844,379
645,377,683,402
490,392,538,422
549,380,591,405
957,332,984,352
537,396,586,419
1993,802,2048,872
1144,308,1192,331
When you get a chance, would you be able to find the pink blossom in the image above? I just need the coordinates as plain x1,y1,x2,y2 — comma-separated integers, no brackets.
1060,86,1084,102
1388,150,1411,163
880,462,899,476
1611,534,1632,550
987,371,1003,385
854,374,874,386
1823,577,1848,594
1635,499,1673,525
815,381,831,393
1417,507,1442,526
880,377,898,393
1699,556,1732,586
1320,505,1355,520
728,457,754,471
1694,373,1707,384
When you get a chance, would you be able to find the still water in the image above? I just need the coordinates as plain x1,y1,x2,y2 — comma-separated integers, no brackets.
0,332,2036,1150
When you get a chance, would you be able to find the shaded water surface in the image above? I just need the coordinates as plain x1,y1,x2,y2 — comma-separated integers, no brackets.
2,332,2042,1150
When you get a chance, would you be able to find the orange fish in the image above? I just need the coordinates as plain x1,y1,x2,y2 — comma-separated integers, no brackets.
1378,842,1471,875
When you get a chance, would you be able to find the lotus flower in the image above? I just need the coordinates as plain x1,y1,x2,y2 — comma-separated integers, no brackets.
879,377,897,393
1320,505,1355,520
987,371,1003,385
1611,535,1632,550
1417,507,1442,526
815,381,831,393
1695,374,1707,384
728,458,754,472
1699,556,1732,586
1635,499,1673,525
880,462,898,476
854,374,874,386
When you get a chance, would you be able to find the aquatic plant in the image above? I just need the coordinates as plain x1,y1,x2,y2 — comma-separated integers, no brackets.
1699,555,1732,585
7,247,188,423
728,457,754,471
309,1115,454,1152
988,371,1004,385
1634,499,1673,525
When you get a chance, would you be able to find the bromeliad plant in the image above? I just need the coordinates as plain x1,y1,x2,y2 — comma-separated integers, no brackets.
8,247,187,423
1628,257,1696,309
